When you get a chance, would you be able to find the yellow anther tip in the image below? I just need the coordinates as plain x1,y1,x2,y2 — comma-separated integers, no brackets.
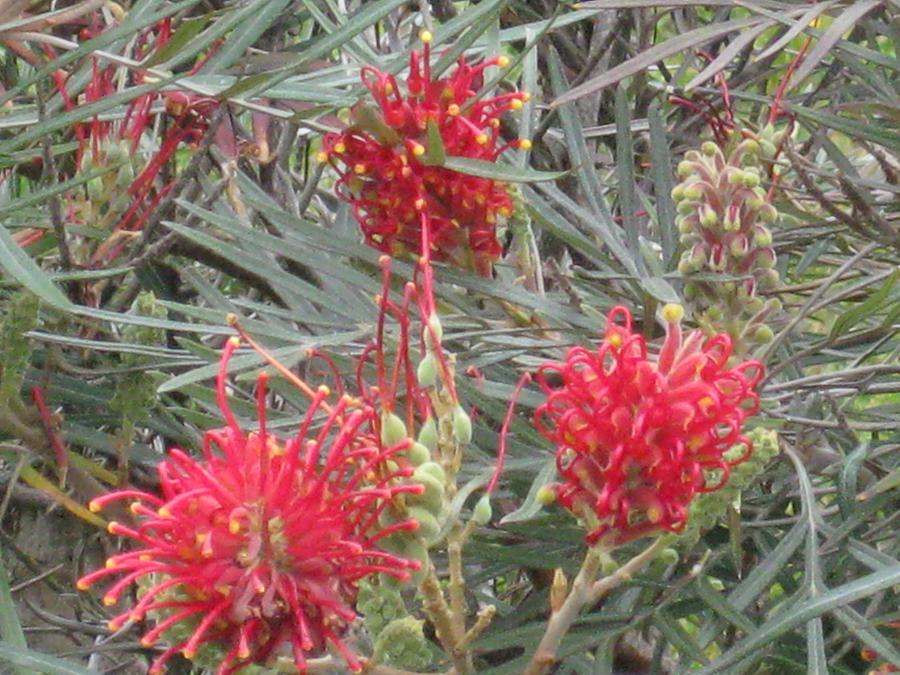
519,138,532,150
315,151,328,162
476,134,488,145
107,521,120,535
353,163,367,174
497,55,510,68
88,500,102,513
412,144,425,157
419,29,433,44
662,303,685,323
334,142,346,153
447,104,460,116
76,580,90,591
103,595,116,607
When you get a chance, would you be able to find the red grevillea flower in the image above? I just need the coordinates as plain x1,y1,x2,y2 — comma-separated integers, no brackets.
534,304,763,545
78,338,423,674
320,33,529,274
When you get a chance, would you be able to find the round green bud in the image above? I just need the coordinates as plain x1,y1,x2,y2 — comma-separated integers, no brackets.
417,461,446,484
739,139,760,157
116,162,135,188
536,485,556,506
752,324,775,343
701,141,719,156
759,203,778,224
671,184,686,201
754,247,776,269
682,183,703,201
746,297,765,314
705,305,723,322
676,161,694,179
684,150,701,162
677,199,696,215
660,548,679,565
472,494,493,525
759,138,776,158
452,406,472,445
407,442,431,466
752,226,773,248
409,470,445,513
408,506,441,542
727,168,746,186
417,417,438,451
765,297,783,313
683,282,700,300
381,411,408,447
416,352,438,388
742,171,760,188
699,204,718,227
676,215,694,234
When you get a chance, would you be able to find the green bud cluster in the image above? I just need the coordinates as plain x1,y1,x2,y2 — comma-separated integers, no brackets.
357,578,407,636
373,617,434,670
110,292,168,428
77,137,147,223
0,292,39,405
673,131,781,351
677,428,780,549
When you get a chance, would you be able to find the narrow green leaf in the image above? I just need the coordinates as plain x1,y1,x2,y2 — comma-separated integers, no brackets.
0,223,73,311
0,557,28,675
0,642,95,675
424,117,447,166
442,156,566,183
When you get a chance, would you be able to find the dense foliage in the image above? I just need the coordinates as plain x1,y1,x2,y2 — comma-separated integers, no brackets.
0,1,898,674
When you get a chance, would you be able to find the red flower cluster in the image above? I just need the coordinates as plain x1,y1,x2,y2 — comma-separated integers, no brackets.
320,33,529,274
534,305,763,544
78,338,423,674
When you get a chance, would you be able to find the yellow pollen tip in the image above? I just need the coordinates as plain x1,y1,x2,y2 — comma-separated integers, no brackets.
158,507,171,518
419,29,433,44
414,198,425,210
88,500,102,512
195,532,207,544
662,303,684,323
519,138,532,150
490,118,501,128
107,620,121,631
76,580,90,591
107,521,120,535
315,151,328,162
607,333,623,348
225,312,239,326
497,55,510,68
227,336,241,348
129,502,141,514
521,92,531,101
229,520,241,534
334,142,346,154
239,648,251,659
129,613,143,622
647,506,663,524
139,554,152,561
412,143,425,157
318,384,331,396
447,103,460,116
105,558,116,569
476,133,488,145
510,98,523,111
182,648,196,660
103,595,116,607
353,163,367,174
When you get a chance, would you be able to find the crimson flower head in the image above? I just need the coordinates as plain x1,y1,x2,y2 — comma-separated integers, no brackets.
320,33,529,274
534,304,763,545
78,338,423,674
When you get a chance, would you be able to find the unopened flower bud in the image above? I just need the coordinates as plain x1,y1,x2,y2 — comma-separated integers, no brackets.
684,150,700,162
87,176,105,202
676,161,695,179
417,352,438,387
660,548,679,565
417,461,446,484
759,268,780,288
723,205,742,232
729,234,750,259
677,199,697,215
676,215,694,234
408,506,441,541
671,184,686,201
472,495,492,525
751,324,775,343
418,416,438,451
759,203,778,224
751,226,772,247
705,305,723,322
536,484,557,506
408,442,431,465
738,139,760,158
381,411,408,447
742,169,760,188
754,247,776,268
701,141,719,157
727,168,746,186
662,303,684,323
759,138,776,158
452,405,472,444
765,298,783,313
682,182,703,201
699,204,718,227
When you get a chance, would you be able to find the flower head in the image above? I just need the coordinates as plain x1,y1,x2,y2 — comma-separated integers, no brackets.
78,338,423,674
321,37,528,273
534,305,763,545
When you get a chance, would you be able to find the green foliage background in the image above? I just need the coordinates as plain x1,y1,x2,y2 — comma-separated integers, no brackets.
0,0,898,673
